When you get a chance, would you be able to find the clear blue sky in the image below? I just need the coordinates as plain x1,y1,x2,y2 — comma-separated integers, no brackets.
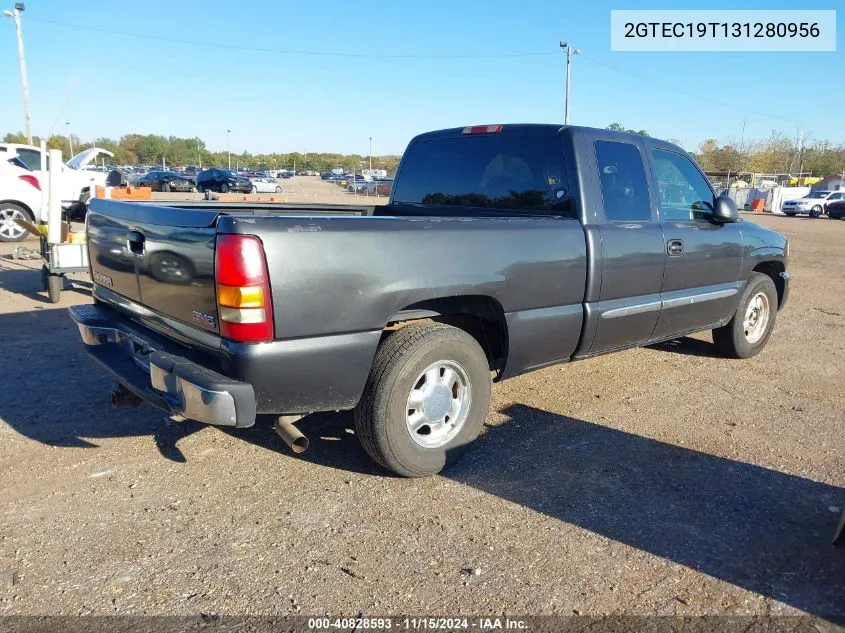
1,0,842,156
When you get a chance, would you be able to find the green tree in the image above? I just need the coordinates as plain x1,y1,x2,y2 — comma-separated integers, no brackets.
606,123,649,136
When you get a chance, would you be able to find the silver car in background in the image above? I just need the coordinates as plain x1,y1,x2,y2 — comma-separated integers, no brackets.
249,177,283,194
782,190,844,217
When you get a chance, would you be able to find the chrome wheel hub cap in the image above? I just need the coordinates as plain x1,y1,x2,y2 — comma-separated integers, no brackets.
406,360,471,448
743,292,770,344
0,209,25,239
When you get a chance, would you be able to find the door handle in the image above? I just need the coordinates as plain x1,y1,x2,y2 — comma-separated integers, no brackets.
127,230,145,256
667,239,684,256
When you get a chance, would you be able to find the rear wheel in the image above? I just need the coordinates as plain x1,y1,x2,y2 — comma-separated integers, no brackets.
275,185,282,193
712,272,778,359
354,321,491,477
251,185,257,194
0,204,32,243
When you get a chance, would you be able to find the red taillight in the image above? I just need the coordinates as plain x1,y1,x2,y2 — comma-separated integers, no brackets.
461,124,503,135
19,174,40,190
215,234,274,343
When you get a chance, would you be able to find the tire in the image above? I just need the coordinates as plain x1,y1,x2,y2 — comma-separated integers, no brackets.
221,183,229,193
354,321,491,477
46,272,62,303
161,182,171,193
251,186,257,194
810,205,822,218
0,203,33,243
275,185,282,193
712,272,778,359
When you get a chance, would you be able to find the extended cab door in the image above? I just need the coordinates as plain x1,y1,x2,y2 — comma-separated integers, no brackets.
645,142,744,339
579,133,666,355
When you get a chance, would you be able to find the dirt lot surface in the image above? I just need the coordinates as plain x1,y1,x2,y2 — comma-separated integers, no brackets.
0,213,842,624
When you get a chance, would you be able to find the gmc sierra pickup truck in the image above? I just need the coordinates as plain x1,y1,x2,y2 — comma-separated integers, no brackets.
70,124,790,477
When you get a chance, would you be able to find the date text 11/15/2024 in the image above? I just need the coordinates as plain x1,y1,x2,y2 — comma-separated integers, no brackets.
307,617,528,630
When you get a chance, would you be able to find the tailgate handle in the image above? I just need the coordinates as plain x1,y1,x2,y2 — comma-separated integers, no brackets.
127,230,145,256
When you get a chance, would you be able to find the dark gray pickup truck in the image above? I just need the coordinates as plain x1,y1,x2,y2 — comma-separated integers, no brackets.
70,124,790,476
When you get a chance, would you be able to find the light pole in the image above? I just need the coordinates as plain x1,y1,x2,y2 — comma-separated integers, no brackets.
3,3,31,144
559,40,580,125
65,122,73,157
368,137,372,172
226,129,231,170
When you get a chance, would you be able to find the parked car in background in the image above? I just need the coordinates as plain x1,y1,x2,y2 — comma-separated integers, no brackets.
781,190,844,217
826,199,845,220
0,143,113,215
249,178,283,193
376,179,394,196
195,168,252,193
136,170,196,192
0,156,43,242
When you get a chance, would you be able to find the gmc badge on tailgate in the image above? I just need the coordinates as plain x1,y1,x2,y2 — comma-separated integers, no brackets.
192,310,216,329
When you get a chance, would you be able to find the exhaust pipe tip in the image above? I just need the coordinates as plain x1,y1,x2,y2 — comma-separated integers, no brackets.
274,416,309,454
290,435,309,454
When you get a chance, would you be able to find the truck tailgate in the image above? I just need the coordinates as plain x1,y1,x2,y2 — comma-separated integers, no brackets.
87,199,220,334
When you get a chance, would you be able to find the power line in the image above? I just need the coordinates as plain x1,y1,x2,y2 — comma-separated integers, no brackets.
579,54,799,125
27,17,559,60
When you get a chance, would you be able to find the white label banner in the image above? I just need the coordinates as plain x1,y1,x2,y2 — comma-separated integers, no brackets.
610,10,836,52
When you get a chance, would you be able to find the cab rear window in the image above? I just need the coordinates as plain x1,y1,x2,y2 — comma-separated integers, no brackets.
392,135,573,215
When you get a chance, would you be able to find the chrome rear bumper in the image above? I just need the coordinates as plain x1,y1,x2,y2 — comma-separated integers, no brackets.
69,304,256,427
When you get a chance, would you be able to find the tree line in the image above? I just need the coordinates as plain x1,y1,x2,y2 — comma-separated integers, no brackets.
694,133,845,177
1,131,403,174
6,127,845,179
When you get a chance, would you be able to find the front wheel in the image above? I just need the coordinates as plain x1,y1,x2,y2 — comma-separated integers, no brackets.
221,183,229,193
251,186,257,194
275,185,282,193
160,182,171,193
354,321,491,477
712,272,778,359
810,205,822,218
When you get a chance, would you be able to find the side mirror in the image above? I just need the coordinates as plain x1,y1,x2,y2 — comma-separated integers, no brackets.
712,195,739,223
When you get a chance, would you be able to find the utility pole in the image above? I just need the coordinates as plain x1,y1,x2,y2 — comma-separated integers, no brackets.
797,130,806,180
65,122,73,157
368,137,372,171
560,41,580,125
226,129,231,170
3,4,31,144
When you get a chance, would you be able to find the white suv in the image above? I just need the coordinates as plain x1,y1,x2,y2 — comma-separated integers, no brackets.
0,144,113,215
0,157,43,242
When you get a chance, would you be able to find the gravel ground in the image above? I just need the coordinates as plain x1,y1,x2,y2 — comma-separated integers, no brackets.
152,175,389,206
0,214,842,625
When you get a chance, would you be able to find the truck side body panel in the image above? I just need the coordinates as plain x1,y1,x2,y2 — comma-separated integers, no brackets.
218,214,589,379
